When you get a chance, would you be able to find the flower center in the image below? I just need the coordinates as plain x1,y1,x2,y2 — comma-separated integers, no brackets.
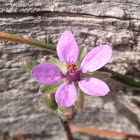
66,63,78,75
66,63,80,82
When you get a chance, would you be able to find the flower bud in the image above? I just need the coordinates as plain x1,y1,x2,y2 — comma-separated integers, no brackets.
44,93,58,111
23,58,38,74
57,106,76,121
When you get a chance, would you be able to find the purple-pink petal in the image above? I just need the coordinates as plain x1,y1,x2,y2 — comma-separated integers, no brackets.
80,45,112,73
55,83,77,107
78,78,110,96
31,63,63,85
57,30,79,64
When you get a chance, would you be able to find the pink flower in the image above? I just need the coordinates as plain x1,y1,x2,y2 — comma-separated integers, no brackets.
31,31,112,107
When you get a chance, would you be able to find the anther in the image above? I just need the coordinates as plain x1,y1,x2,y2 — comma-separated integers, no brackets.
66,63,79,76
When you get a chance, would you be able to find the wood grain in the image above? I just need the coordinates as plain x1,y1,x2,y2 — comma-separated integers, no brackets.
0,0,140,139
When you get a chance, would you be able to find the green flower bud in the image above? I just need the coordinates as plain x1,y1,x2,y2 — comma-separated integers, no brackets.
44,93,58,111
23,58,39,74
57,106,76,121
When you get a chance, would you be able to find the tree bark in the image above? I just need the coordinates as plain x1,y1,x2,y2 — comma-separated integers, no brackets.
0,0,140,139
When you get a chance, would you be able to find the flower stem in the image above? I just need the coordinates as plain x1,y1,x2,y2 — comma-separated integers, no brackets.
60,118,74,140
0,32,56,52
100,67,140,91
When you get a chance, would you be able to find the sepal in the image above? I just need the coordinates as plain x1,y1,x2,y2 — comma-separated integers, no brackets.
80,71,111,80
75,87,84,111
41,82,63,94
45,56,67,74
76,46,87,68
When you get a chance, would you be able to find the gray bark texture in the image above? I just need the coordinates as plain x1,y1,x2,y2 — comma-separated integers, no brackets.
0,0,140,140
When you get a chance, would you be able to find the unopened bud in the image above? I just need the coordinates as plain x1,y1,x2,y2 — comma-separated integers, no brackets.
44,93,58,111
57,106,76,121
14,132,22,140
23,58,38,74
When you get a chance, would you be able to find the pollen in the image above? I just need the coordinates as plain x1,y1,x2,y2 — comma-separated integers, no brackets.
66,63,78,75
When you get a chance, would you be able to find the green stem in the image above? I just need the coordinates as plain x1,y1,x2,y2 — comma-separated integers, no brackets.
100,67,140,91
0,32,56,52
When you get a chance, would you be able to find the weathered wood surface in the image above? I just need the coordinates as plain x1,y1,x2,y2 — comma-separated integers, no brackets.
0,0,140,139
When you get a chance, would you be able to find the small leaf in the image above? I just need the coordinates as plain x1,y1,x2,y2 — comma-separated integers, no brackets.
41,82,63,94
76,46,87,68
75,87,84,110
45,56,67,74
23,59,39,74
44,93,58,110
57,106,76,121
80,71,111,80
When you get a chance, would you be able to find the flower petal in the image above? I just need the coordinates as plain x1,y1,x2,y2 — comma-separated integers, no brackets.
80,45,112,73
31,63,63,85
57,30,79,64
78,78,110,96
55,83,77,107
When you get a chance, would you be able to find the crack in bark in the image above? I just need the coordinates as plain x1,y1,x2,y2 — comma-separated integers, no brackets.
0,10,138,21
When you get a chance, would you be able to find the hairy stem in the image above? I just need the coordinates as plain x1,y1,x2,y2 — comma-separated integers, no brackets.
100,67,140,91
60,118,74,140
0,32,56,52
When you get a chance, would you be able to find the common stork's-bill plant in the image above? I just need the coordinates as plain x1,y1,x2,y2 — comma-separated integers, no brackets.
28,30,112,120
